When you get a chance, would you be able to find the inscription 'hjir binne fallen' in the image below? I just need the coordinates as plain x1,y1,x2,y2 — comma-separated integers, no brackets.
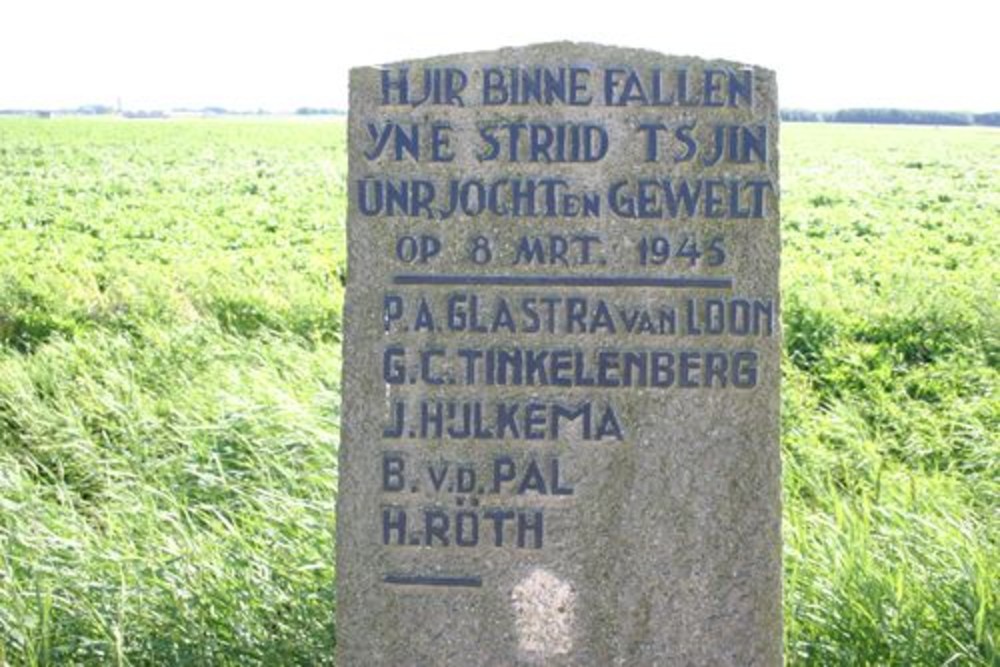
337,45,782,665
379,66,755,108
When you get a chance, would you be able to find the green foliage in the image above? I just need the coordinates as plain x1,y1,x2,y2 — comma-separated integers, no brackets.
781,125,998,665
0,119,996,665
0,119,343,665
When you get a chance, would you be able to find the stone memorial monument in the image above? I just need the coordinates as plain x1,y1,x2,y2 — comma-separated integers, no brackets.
336,42,781,665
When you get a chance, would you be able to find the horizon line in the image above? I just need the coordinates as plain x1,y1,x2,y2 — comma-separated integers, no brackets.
0,104,998,115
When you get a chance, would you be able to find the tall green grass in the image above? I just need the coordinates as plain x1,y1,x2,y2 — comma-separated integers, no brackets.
781,126,997,665
0,119,996,665
0,119,344,665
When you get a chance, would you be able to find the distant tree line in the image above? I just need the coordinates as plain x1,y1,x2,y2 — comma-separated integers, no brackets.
295,108,346,116
781,108,1000,127
0,105,347,118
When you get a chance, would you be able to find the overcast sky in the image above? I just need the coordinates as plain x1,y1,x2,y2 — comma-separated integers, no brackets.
1,0,997,112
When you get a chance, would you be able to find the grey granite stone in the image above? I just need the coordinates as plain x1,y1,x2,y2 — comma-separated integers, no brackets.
337,42,781,666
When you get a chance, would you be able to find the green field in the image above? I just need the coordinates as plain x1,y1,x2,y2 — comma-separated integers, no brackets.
0,118,996,665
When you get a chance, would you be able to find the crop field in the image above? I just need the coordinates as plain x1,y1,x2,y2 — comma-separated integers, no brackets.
0,118,996,665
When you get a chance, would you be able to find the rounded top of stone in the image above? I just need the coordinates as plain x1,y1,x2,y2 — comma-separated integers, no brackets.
356,41,773,77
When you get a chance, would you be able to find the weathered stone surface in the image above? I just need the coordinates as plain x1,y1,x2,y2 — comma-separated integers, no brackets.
336,42,781,666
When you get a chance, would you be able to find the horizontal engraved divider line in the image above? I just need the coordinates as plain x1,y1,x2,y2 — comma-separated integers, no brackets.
392,274,734,289
383,573,483,588
379,498,574,507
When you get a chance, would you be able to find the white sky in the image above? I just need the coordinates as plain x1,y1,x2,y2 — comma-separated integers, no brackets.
1,0,997,112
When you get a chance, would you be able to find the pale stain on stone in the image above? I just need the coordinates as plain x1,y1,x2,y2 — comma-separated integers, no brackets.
511,569,575,659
